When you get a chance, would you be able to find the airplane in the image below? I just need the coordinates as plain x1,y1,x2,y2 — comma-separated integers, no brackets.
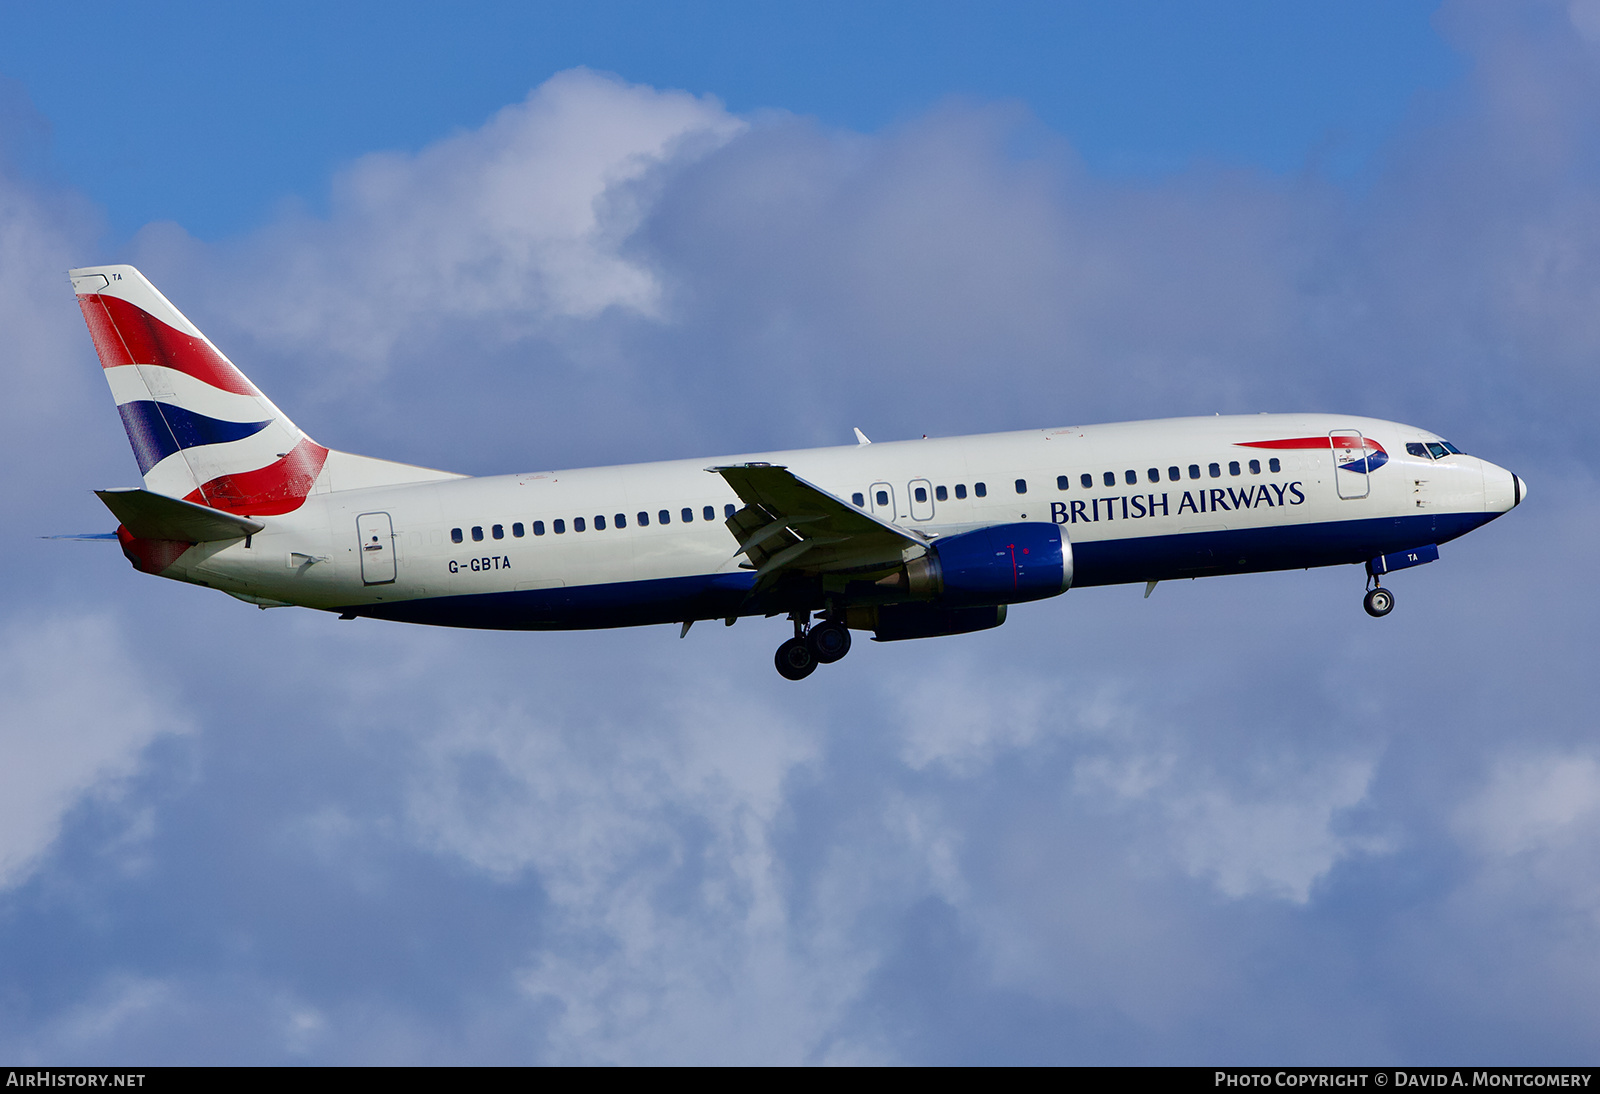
69,264,1526,680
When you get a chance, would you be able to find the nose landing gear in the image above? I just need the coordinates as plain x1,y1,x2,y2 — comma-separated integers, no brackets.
774,612,853,680
1363,583,1394,618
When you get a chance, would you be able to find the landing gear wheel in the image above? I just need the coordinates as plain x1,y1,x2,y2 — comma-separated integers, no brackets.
1363,587,1394,618
775,637,818,680
807,621,852,664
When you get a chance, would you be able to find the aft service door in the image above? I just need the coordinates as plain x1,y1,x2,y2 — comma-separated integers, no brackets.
357,512,396,585
1330,431,1371,500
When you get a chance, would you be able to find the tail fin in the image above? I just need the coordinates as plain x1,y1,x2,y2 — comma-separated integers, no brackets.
71,265,329,515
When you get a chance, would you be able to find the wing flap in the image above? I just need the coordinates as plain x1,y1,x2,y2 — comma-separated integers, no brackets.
95,488,265,542
710,464,922,586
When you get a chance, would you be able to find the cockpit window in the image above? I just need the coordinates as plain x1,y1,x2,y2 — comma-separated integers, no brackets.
1441,441,1463,454
1426,442,1449,459
1406,443,1428,458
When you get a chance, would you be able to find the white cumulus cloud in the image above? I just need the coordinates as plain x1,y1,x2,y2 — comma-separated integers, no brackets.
0,613,190,889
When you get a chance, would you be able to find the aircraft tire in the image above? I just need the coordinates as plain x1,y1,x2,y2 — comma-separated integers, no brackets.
775,637,818,680
808,621,852,664
1363,587,1395,618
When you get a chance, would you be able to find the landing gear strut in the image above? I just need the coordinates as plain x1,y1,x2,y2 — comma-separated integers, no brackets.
774,611,852,680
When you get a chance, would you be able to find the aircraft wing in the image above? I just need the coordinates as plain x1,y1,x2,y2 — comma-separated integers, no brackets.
96,488,265,542
709,463,923,587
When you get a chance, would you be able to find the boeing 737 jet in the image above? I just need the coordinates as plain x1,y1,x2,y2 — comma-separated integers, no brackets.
70,265,1526,679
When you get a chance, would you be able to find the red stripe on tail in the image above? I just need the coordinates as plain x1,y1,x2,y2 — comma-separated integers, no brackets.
185,438,330,516
116,525,191,574
77,293,259,396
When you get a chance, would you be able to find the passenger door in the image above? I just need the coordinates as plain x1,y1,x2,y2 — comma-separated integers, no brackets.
357,512,397,585
1330,431,1371,500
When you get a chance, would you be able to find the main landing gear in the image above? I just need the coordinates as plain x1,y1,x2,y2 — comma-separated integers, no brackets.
1363,581,1394,618
774,612,853,681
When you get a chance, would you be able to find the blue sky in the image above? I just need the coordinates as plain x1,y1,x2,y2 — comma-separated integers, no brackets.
2,0,1599,1065
2,1,1456,237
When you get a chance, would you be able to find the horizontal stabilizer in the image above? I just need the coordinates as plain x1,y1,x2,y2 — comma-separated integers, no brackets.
95,488,265,542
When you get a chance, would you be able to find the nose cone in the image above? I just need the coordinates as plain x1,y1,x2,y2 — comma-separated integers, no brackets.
1481,462,1525,514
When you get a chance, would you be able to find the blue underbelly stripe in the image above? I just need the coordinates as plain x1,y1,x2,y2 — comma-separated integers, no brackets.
331,511,1499,629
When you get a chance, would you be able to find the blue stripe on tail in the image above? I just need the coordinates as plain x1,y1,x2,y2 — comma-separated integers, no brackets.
116,401,272,475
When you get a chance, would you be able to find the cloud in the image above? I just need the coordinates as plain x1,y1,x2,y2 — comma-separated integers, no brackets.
6,1,1600,1063
401,680,885,1063
200,69,744,367
0,613,189,890
1455,750,1600,910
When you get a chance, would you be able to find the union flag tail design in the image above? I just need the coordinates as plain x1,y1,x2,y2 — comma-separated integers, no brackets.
70,265,329,516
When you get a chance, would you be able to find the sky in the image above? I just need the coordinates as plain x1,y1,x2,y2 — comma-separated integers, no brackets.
1,0,1598,1065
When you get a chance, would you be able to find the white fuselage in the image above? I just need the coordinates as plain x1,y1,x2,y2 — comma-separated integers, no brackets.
154,413,1521,631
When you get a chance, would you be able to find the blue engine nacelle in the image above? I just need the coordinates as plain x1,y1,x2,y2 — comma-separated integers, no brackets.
905,522,1073,606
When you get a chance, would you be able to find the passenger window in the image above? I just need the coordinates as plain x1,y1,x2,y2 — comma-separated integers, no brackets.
1056,475,1070,491
1169,466,1180,481
471,526,484,542
974,482,987,497
451,528,463,544
1014,479,1027,495
875,490,889,506
1248,460,1260,475
1406,443,1428,457
533,521,545,536
492,524,504,539
637,512,649,526
595,515,606,530
1124,470,1137,485
955,484,967,499
616,513,627,529
852,492,865,507
915,486,928,502
1208,463,1221,478
512,522,524,537
1269,458,1281,473
935,485,947,501
1080,473,1092,489
682,508,694,523
1147,468,1160,483
1228,461,1240,476
1103,471,1115,487
553,519,565,534
574,517,586,532
704,506,715,521
659,510,670,525
725,504,736,518
1426,443,1448,459
1189,464,1200,479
